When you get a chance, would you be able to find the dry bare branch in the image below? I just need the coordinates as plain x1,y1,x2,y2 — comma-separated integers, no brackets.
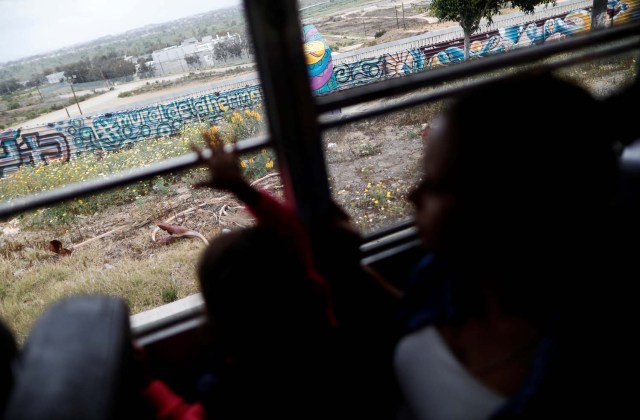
154,222,209,245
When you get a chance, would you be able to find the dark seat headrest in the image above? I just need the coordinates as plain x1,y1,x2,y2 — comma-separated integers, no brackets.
5,295,142,420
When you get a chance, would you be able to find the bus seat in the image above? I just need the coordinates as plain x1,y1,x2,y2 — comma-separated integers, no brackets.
4,295,150,420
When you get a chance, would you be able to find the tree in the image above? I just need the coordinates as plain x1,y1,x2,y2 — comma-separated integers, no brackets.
57,60,97,83
241,30,255,57
185,53,202,69
214,44,230,63
0,79,22,94
97,57,136,80
136,57,153,78
226,38,243,60
241,37,255,58
591,0,608,30
25,74,45,88
429,0,555,60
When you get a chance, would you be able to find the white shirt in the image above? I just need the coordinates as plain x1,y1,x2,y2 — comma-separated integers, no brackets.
394,325,507,420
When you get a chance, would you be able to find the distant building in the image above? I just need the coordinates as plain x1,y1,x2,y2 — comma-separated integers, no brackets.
152,46,188,75
45,71,65,84
151,33,243,76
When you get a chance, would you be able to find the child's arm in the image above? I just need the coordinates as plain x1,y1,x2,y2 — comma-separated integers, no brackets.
191,132,305,233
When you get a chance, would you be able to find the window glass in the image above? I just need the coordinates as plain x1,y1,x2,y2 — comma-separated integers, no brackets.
323,99,447,235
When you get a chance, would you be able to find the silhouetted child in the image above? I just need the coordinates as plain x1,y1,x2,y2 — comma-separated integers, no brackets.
192,133,339,328
195,225,341,419
191,133,402,418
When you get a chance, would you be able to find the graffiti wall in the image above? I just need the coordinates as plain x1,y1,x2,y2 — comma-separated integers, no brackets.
332,1,637,87
2,2,637,178
1,85,263,178
332,8,595,89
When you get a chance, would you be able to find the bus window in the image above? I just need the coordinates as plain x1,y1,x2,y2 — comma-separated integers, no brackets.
0,0,273,342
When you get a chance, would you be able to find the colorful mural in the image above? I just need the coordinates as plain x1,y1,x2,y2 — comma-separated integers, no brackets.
303,24,339,95
384,8,595,75
1,85,262,178
378,2,637,75
333,56,386,87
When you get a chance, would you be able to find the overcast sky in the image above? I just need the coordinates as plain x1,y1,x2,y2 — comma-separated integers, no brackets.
0,0,241,63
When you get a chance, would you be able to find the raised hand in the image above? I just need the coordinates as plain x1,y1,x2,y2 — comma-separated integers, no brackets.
191,128,246,193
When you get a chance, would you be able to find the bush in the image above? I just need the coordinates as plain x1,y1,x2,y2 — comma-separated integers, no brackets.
374,30,386,38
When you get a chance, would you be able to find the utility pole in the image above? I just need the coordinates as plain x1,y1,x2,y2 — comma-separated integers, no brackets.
68,76,82,115
363,21,367,38
35,84,44,101
402,2,406,30
395,6,400,29
98,67,110,88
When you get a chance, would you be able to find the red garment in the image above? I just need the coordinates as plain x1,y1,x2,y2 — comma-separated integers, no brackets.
246,188,337,328
143,379,205,420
